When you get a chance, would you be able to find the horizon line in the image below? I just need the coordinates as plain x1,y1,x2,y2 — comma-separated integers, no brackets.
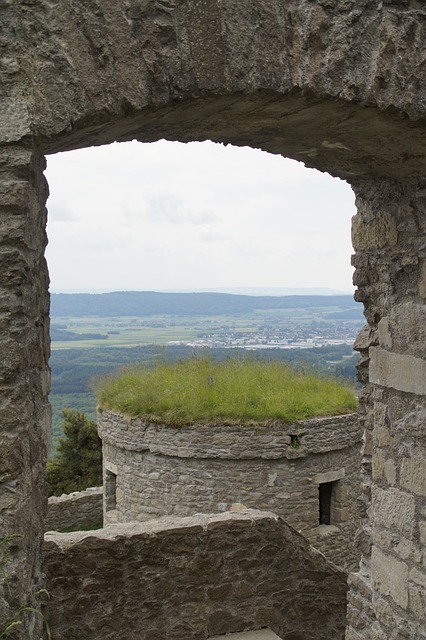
50,286,355,296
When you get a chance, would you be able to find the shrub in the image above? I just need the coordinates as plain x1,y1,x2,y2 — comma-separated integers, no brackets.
47,410,102,497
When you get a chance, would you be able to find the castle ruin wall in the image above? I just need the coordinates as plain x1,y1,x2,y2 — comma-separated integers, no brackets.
99,411,362,571
43,510,348,640
1,1,426,637
345,179,426,640
45,487,103,533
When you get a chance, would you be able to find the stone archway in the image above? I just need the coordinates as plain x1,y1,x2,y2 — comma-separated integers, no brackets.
1,2,426,638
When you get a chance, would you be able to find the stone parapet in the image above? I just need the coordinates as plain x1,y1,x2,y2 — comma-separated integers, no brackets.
46,487,103,532
43,510,348,640
98,410,359,459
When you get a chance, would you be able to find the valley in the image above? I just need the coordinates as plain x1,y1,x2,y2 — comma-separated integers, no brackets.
49,292,363,454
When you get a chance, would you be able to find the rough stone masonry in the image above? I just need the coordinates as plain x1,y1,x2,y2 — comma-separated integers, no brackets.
99,411,362,571
0,1,426,638
43,510,349,640
45,487,103,533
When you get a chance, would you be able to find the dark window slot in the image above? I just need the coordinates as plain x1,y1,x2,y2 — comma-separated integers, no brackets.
105,470,117,511
319,481,333,525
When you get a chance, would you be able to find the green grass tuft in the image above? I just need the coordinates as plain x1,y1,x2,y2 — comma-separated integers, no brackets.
96,356,357,425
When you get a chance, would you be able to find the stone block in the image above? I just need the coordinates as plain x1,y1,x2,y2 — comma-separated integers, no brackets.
409,567,426,589
0,99,31,143
370,623,389,640
383,459,396,486
378,317,392,349
394,538,421,564
387,302,426,358
312,468,345,484
408,584,425,619
372,403,391,447
363,428,373,456
372,450,385,480
344,629,363,640
420,261,426,301
372,527,394,554
374,596,396,628
372,487,416,539
0,181,32,211
351,211,398,251
369,347,426,396
348,572,373,601
420,520,426,546
400,456,426,497
371,547,409,610
354,325,378,351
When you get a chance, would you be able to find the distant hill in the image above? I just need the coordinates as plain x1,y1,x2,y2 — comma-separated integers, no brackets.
159,287,353,296
50,291,362,318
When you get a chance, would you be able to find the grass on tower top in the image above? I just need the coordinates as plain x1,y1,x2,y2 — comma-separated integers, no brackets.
96,356,357,426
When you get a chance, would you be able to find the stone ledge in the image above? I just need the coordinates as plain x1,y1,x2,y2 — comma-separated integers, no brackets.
313,468,345,484
47,486,102,504
44,509,280,548
98,411,359,459
209,630,281,639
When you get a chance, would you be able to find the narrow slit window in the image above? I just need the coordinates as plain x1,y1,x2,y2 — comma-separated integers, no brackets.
319,481,333,525
105,470,117,512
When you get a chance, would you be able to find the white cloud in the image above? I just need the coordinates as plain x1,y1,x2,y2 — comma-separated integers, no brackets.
144,194,217,226
45,140,356,293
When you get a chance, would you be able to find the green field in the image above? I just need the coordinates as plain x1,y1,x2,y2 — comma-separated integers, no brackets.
51,327,201,349
51,308,362,350
52,315,221,349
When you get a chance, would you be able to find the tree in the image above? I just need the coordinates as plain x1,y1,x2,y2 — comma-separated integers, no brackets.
47,409,102,497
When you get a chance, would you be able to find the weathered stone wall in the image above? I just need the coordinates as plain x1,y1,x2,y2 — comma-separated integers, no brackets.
45,487,103,533
345,180,426,640
20,0,426,182
0,145,50,637
1,2,426,638
43,510,348,640
99,411,362,571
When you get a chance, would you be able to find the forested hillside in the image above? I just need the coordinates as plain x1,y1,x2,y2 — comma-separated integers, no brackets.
51,291,362,318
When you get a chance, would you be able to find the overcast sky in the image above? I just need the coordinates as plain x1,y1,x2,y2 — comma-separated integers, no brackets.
45,140,356,294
